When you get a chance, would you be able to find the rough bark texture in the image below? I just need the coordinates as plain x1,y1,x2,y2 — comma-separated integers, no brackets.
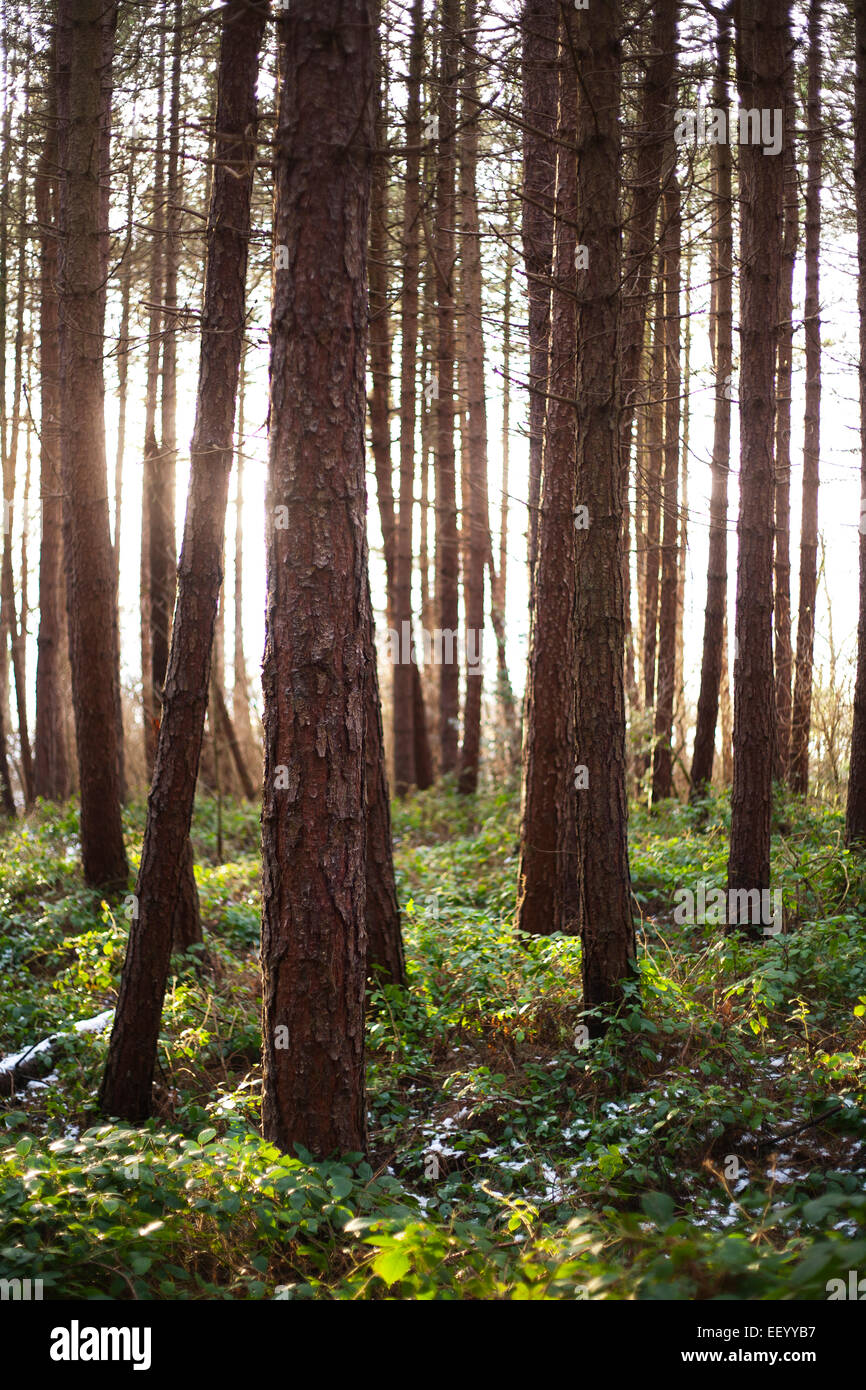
728,0,787,909
572,0,635,1018
99,0,265,1120
34,54,70,803
640,287,665,777
260,0,372,1159
458,0,488,796
848,0,866,847
789,0,822,797
56,0,128,888
517,7,577,938
521,0,557,607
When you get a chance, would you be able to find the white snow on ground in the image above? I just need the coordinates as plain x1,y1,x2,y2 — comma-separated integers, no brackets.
73,1009,114,1034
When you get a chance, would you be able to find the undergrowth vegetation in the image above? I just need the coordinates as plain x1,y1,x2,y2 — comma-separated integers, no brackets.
1,784,864,1299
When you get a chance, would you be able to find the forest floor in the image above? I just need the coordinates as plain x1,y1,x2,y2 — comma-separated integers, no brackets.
0,783,864,1299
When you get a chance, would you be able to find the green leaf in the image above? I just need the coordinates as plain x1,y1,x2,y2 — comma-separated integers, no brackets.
641,1191,676,1226
197,1127,217,1145
373,1246,411,1286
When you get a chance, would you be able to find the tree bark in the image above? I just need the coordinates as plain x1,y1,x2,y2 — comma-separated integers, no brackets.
789,0,822,797
847,0,866,847
260,0,372,1158
57,0,127,888
99,0,265,1120
571,0,635,1018
728,0,787,912
517,4,577,938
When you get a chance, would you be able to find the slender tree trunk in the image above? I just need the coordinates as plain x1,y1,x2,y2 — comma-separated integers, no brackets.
728,0,787,914
517,5,577,938
260,0,372,1158
393,0,424,796
232,348,257,783
434,0,460,774
573,0,635,1018
56,0,127,887
652,171,681,805
847,0,866,847
99,0,265,1120
789,0,822,797
458,0,488,796
691,6,734,797
639,283,665,777
773,21,797,784
521,0,557,608
34,62,70,802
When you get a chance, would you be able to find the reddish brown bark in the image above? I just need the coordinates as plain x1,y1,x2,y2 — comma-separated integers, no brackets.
517,7,577,938
261,0,372,1158
728,0,787,908
99,0,265,1120
572,0,635,1016
57,0,127,888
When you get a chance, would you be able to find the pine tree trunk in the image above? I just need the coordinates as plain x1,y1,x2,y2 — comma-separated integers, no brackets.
572,0,635,1017
56,0,127,888
517,5,577,938
434,0,460,775
652,171,681,805
789,0,822,797
260,0,372,1158
99,0,266,1120
458,0,488,796
847,0,866,847
521,0,557,608
728,0,787,913
773,22,797,784
691,6,734,797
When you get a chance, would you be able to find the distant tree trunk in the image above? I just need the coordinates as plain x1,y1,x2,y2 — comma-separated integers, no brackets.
34,57,69,803
99,0,265,1121
652,170,681,805
673,252,691,794
640,284,665,775
260,0,371,1159
490,243,517,758
140,15,165,774
789,0,822,797
458,0,488,796
232,350,258,783
848,1,866,847
114,147,133,590
773,22,797,784
619,0,677,710
56,0,128,888
369,4,395,615
392,0,423,796
728,0,787,912
434,0,460,775
691,5,734,797
572,0,635,1018
517,5,577,938
521,0,557,607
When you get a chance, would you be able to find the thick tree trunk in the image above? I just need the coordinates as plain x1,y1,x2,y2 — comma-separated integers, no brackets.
521,0,557,608
260,0,372,1158
728,0,787,913
652,171,681,805
517,6,577,938
57,0,127,888
99,0,265,1120
789,0,822,797
572,0,635,1018
847,0,866,847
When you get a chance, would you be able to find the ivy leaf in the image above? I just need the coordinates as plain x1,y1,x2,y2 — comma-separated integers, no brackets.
372,1246,411,1285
